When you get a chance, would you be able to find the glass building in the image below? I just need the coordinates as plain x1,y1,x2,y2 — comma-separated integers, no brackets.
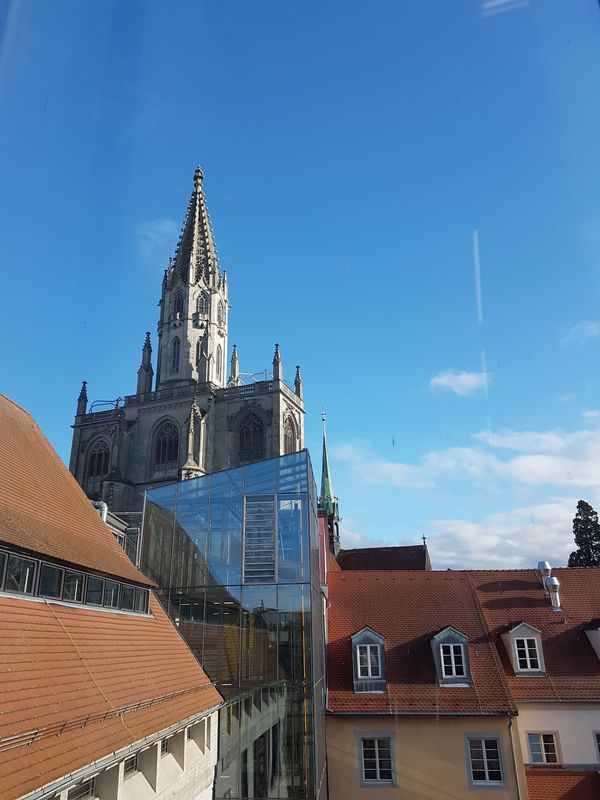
141,450,327,800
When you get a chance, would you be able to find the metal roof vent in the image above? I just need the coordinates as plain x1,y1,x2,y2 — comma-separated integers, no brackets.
545,576,562,612
536,561,552,588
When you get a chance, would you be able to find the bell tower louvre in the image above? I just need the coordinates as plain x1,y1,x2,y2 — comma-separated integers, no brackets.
69,167,305,515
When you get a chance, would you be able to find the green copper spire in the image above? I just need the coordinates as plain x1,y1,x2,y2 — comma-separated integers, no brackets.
319,405,335,518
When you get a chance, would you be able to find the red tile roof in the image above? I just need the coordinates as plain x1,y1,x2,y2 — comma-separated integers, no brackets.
0,395,150,585
0,593,222,800
327,570,515,714
337,544,430,571
470,568,600,702
327,566,600,714
0,395,222,799
526,768,600,800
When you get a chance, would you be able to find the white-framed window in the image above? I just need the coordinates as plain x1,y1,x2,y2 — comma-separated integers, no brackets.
357,644,381,678
441,643,466,678
467,737,503,785
528,732,558,764
360,737,393,784
515,637,540,670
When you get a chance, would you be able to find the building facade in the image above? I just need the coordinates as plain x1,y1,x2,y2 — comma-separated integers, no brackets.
140,450,327,800
0,394,222,800
69,167,304,515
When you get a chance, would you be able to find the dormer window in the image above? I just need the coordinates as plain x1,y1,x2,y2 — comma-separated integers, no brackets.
357,644,381,679
515,637,540,671
500,622,545,675
432,626,471,686
351,627,386,693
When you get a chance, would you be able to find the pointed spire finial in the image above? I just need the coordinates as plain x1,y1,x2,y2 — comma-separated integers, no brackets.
272,343,282,380
76,381,88,416
194,165,204,188
294,365,303,399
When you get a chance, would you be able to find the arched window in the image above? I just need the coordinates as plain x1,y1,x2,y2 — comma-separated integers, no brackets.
171,337,180,372
196,339,201,364
239,413,264,464
216,344,222,380
154,421,179,470
217,300,224,326
87,439,110,479
284,418,295,455
174,292,184,315
196,293,208,315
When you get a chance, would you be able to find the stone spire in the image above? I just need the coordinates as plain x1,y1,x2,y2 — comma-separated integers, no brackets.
76,381,88,416
228,344,241,387
173,165,220,285
294,365,303,399
319,405,340,555
136,331,154,395
272,343,282,381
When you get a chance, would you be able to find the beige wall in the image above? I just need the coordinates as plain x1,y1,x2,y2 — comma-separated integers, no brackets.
326,714,526,800
516,703,600,766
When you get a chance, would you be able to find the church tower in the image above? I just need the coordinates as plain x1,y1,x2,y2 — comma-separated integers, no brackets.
318,408,340,555
69,167,305,514
156,167,228,389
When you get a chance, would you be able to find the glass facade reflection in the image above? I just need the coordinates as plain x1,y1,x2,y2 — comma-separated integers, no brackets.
141,451,327,800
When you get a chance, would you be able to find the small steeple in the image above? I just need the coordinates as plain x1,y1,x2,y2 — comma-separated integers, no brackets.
319,404,340,556
173,166,219,285
136,332,154,394
228,344,241,387
76,381,88,416
273,343,282,381
294,365,303,399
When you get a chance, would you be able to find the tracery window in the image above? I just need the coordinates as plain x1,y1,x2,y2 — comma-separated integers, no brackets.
217,300,224,326
87,440,110,479
239,413,264,464
174,292,184,315
154,422,179,469
284,418,295,454
197,292,208,315
171,337,180,372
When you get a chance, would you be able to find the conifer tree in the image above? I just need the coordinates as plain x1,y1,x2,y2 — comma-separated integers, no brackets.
568,500,600,567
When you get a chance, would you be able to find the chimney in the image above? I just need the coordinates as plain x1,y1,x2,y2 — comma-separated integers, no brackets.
545,576,562,612
536,560,551,589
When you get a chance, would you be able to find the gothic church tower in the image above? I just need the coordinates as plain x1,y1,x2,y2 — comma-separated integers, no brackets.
69,168,304,514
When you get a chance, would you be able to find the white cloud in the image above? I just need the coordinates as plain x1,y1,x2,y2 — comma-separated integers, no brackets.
562,321,600,346
481,0,528,17
332,442,432,489
582,410,600,419
430,369,489,396
136,218,179,270
426,499,575,569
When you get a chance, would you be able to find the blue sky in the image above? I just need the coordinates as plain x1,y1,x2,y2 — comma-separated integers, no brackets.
2,0,600,568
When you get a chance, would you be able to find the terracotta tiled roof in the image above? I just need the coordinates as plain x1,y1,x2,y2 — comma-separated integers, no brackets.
526,768,600,799
327,570,515,714
0,593,222,800
470,568,600,702
337,545,430,570
0,395,150,585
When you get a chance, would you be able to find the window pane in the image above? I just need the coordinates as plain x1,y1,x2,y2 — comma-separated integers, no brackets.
527,639,539,669
103,580,119,607
121,585,134,610
243,495,275,583
86,576,104,605
63,571,84,602
39,563,63,598
134,588,149,613
370,646,380,676
6,555,35,594
528,734,543,762
358,646,369,677
0,551,6,588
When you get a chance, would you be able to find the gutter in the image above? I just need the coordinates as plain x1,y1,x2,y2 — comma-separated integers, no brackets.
20,702,222,800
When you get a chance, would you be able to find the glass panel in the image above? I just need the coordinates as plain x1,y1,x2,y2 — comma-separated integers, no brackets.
39,563,63,598
173,478,210,590
358,645,369,677
86,576,103,605
121,585,134,610
134,588,149,613
140,485,178,588
278,495,309,584
208,469,243,586
0,551,6,589
63,571,84,602
241,584,277,688
243,495,275,583
203,586,241,689
6,555,35,594
103,580,119,607
370,645,380,676
543,734,557,762
527,639,539,669
453,644,464,676
528,733,544,763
